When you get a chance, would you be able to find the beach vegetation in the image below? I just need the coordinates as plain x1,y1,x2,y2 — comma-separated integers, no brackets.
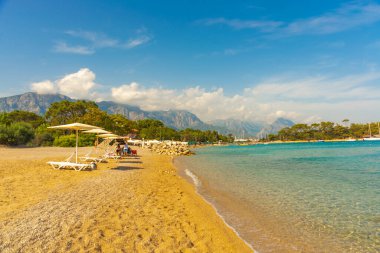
0,122,35,146
0,100,234,146
269,121,378,141
53,134,96,147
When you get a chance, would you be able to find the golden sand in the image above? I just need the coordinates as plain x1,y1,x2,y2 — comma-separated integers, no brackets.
0,147,252,252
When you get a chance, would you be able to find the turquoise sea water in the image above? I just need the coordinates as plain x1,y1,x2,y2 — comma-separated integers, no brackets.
174,142,380,253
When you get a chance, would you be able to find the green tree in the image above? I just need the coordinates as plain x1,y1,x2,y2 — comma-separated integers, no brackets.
0,122,34,146
45,100,101,125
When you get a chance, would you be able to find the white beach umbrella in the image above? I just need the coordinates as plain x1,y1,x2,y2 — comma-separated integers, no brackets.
82,129,110,134
83,129,111,147
97,133,119,138
48,123,101,163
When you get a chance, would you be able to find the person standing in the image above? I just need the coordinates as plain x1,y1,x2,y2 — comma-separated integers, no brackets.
123,143,129,156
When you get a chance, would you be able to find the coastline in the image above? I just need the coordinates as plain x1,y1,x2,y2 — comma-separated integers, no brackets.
175,160,256,252
174,143,380,253
0,146,252,252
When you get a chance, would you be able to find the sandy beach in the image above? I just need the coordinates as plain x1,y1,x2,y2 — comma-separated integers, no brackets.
0,147,252,252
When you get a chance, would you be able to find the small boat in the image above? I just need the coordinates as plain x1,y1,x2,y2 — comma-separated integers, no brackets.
363,137,380,141
363,122,380,141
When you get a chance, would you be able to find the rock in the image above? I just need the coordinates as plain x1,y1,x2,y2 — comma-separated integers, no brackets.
143,142,194,156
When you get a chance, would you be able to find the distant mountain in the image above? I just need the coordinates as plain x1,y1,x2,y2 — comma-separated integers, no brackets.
97,101,147,120
208,118,295,138
145,110,209,130
0,92,73,115
0,93,209,130
257,118,295,137
98,101,209,130
208,119,265,137
0,92,295,135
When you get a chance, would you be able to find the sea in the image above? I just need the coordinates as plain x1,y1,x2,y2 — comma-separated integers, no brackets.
174,141,380,253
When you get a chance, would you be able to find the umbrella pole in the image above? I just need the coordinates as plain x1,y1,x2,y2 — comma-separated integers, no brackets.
76,129,78,163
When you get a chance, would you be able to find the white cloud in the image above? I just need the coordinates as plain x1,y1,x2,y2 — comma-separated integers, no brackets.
198,3,380,36
30,68,380,123
30,80,56,94
124,35,152,49
56,68,97,99
198,18,283,32
65,30,118,48
283,2,380,35
30,68,97,99
110,71,380,123
54,30,152,54
53,42,94,55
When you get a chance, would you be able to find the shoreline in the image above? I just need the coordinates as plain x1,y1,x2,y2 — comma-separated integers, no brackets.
174,159,257,252
0,146,252,252
174,143,377,253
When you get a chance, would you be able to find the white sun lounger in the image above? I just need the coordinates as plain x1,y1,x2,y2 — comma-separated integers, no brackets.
80,150,106,163
47,153,96,171
103,153,121,159
47,161,94,171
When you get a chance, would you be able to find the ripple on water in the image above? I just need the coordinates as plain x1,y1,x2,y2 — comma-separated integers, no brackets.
175,142,380,253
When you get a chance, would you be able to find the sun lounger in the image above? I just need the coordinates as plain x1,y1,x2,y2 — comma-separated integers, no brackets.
103,153,122,159
47,161,95,171
47,153,96,171
80,150,106,163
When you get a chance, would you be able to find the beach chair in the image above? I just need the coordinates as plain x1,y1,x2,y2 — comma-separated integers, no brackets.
80,149,106,163
103,152,122,160
47,153,96,171
102,142,122,159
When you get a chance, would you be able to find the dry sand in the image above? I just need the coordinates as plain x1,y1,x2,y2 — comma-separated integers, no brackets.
0,147,252,252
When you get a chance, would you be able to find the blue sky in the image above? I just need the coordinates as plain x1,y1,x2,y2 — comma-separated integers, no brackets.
1,0,380,123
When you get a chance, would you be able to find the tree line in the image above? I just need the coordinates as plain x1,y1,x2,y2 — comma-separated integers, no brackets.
0,100,233,146
266,120,378,141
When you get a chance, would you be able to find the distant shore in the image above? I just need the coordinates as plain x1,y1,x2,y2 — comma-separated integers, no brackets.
0,146,252,252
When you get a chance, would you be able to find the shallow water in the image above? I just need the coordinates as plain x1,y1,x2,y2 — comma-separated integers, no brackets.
175,142,380,253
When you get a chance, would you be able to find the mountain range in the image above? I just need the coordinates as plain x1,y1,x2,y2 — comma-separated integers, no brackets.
0,92,294,137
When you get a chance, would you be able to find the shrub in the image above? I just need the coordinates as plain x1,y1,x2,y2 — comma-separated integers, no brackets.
53,134,95,147
0,122,35,146
33,132,54,146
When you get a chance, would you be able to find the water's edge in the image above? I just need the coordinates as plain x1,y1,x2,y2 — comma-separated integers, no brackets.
173,156,258,253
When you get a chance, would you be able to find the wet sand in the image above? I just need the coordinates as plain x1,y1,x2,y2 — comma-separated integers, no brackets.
0,147,252,252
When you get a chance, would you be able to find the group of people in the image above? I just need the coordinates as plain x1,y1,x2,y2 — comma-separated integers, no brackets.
116,143,132,156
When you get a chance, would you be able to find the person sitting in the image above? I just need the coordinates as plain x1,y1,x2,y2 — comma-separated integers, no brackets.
116,144,121,156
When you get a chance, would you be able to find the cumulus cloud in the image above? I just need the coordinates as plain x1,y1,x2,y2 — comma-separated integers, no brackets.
30,68,380,123
30,68,98,99
56,68,97,99
110,71,380,123
30,80,56,94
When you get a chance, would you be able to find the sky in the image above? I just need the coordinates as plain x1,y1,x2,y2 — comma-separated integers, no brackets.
0,0,380,123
